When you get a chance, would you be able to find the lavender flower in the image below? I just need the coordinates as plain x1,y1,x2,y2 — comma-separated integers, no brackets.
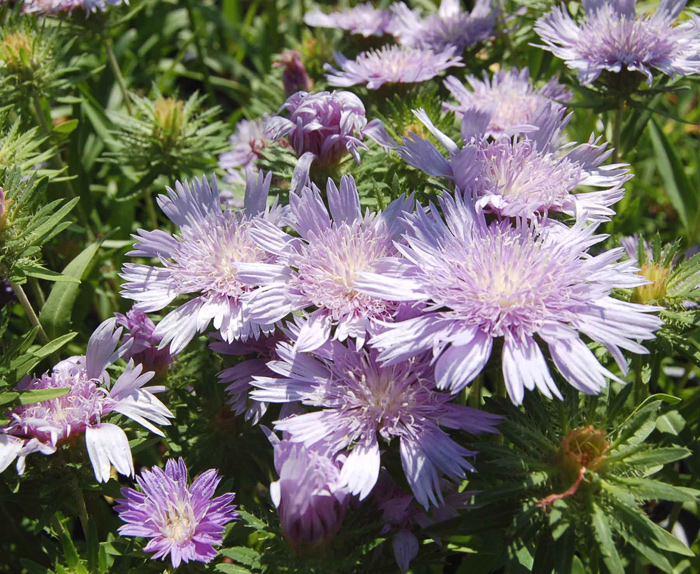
400,106,630,221
304,2,395,37
443,67,572,137
273,51,313,97
239,175,414,352
219,117,268,185
265,91,394,191
390,0,496,52
355,193,663,404
21,0,124,14
120,172,286,354
115,458,238,567
266,430,349,546
0,319,173,481
325,45,463,90
535,0,700,86
115,309,174,374
252,342,501,508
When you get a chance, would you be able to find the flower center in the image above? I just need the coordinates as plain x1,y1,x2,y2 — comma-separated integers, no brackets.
633,263,669,304
163,500,196,543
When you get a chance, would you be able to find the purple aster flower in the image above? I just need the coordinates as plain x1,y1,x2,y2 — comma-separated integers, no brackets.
390,0,496,52
355,193,663,405
252,341,501,508
115,458,239,567
238,175,415,352
304,2,395,37
273,51,313,97
265,429,349,547
0,319,173,481
120,172,286,354
21,0,124,14
400,106,630,221
219,117,269,185
115,308,174,374
535,0,700,86
325,45,464,90
442,67,572,137
265,90,394,192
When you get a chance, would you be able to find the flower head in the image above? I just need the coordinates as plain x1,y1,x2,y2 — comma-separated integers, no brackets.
304,3,395,37
273,50,313,97
391,0,496,52
400,107,630,221
20,0,124,14
535,0,700,86
115,308,174,374
355,193,663,404
442,67,572,137
240,175,414,352
0,319,173,481
120,172,286,354
219,117,269,185
115,458,238,567
266,431,349,546
253,342,500,508
325,45,463,90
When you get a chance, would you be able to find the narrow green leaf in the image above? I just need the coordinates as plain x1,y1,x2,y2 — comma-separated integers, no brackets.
32,332,78,359
590,499,625,574
22,264,81,283
216,565,252,574
622,447,691,467
18,387,70,405
607,476,699,503
53,119,79,134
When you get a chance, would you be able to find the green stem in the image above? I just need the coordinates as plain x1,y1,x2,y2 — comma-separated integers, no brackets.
632,355,648,404
612,98,625,163
70,475,90,536
104,35,134,115
144,188,159,230
9,280,50,344
497,0,520,67
28,276,45,308
184,0,215,100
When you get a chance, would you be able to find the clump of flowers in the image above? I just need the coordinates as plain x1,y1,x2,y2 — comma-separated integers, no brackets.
442,67,571,137
219,116,269,185
356,192,663,404
121,172,285,354
115,458,239,567
0,319,173,481
324,45,463,90
253,341,501,508
304,2,395,37
390,0,496,52
535,0,700,87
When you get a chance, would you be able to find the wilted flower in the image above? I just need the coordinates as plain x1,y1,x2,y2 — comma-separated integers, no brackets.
443,67,572,137
219,116,269,185
304,2,395,37
266,430,349,546
400,106,630,221
265,91,393,190
253,342,501,508
115,308,174,374
325,45,463,90
115,458,239,567
274,50,313,96
390,0,496,52
240,175,414,351
535,0,700,86
120,172,286,354
355,193,663,405
0,319,173,481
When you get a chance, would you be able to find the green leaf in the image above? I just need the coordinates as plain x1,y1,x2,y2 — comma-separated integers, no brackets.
53,119,79,134
220,547,261,568
590,498,625,574
607,476,700,503
216,565,252,574
22,264,81,283
622,447,691,467
32,332,78,359
0,392,20,406
656,411,686,435
237,510,266,531
18,387,70,405
611,399,663,449
40,242,101,338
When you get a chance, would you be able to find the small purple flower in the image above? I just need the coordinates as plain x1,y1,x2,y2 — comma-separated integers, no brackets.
325,45,464,90
219,117,269,185
120,172,286,354
535,0,700,86
273,51,313,97
266,430,349,546
252,342,501,508
239,175,414,352
115,309,174,374
390,0,496,52
0,319,173,481
355,194,663,404
265,91,394,191
304,2,395,37
115,458,239,567
21,0,123,14
442,67,572,137
400,106,630,221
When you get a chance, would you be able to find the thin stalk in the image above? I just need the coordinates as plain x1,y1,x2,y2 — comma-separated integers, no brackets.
104,35,134,115
9,280,50,344
497,0,520,67
144,188,159,230
70,475,90,536
184,0,215,100
632,354,648,404
29,277,45,308
612,97,625,163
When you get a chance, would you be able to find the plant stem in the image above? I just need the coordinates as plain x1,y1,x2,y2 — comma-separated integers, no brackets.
104,34,134,115
9,280,50,344
29,277,45,308
184,0,215,101
144,188,159,230
71,474,90,536
612,97,625,163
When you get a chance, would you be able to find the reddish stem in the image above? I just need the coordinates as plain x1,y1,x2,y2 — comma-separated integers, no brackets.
537,466,587,510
